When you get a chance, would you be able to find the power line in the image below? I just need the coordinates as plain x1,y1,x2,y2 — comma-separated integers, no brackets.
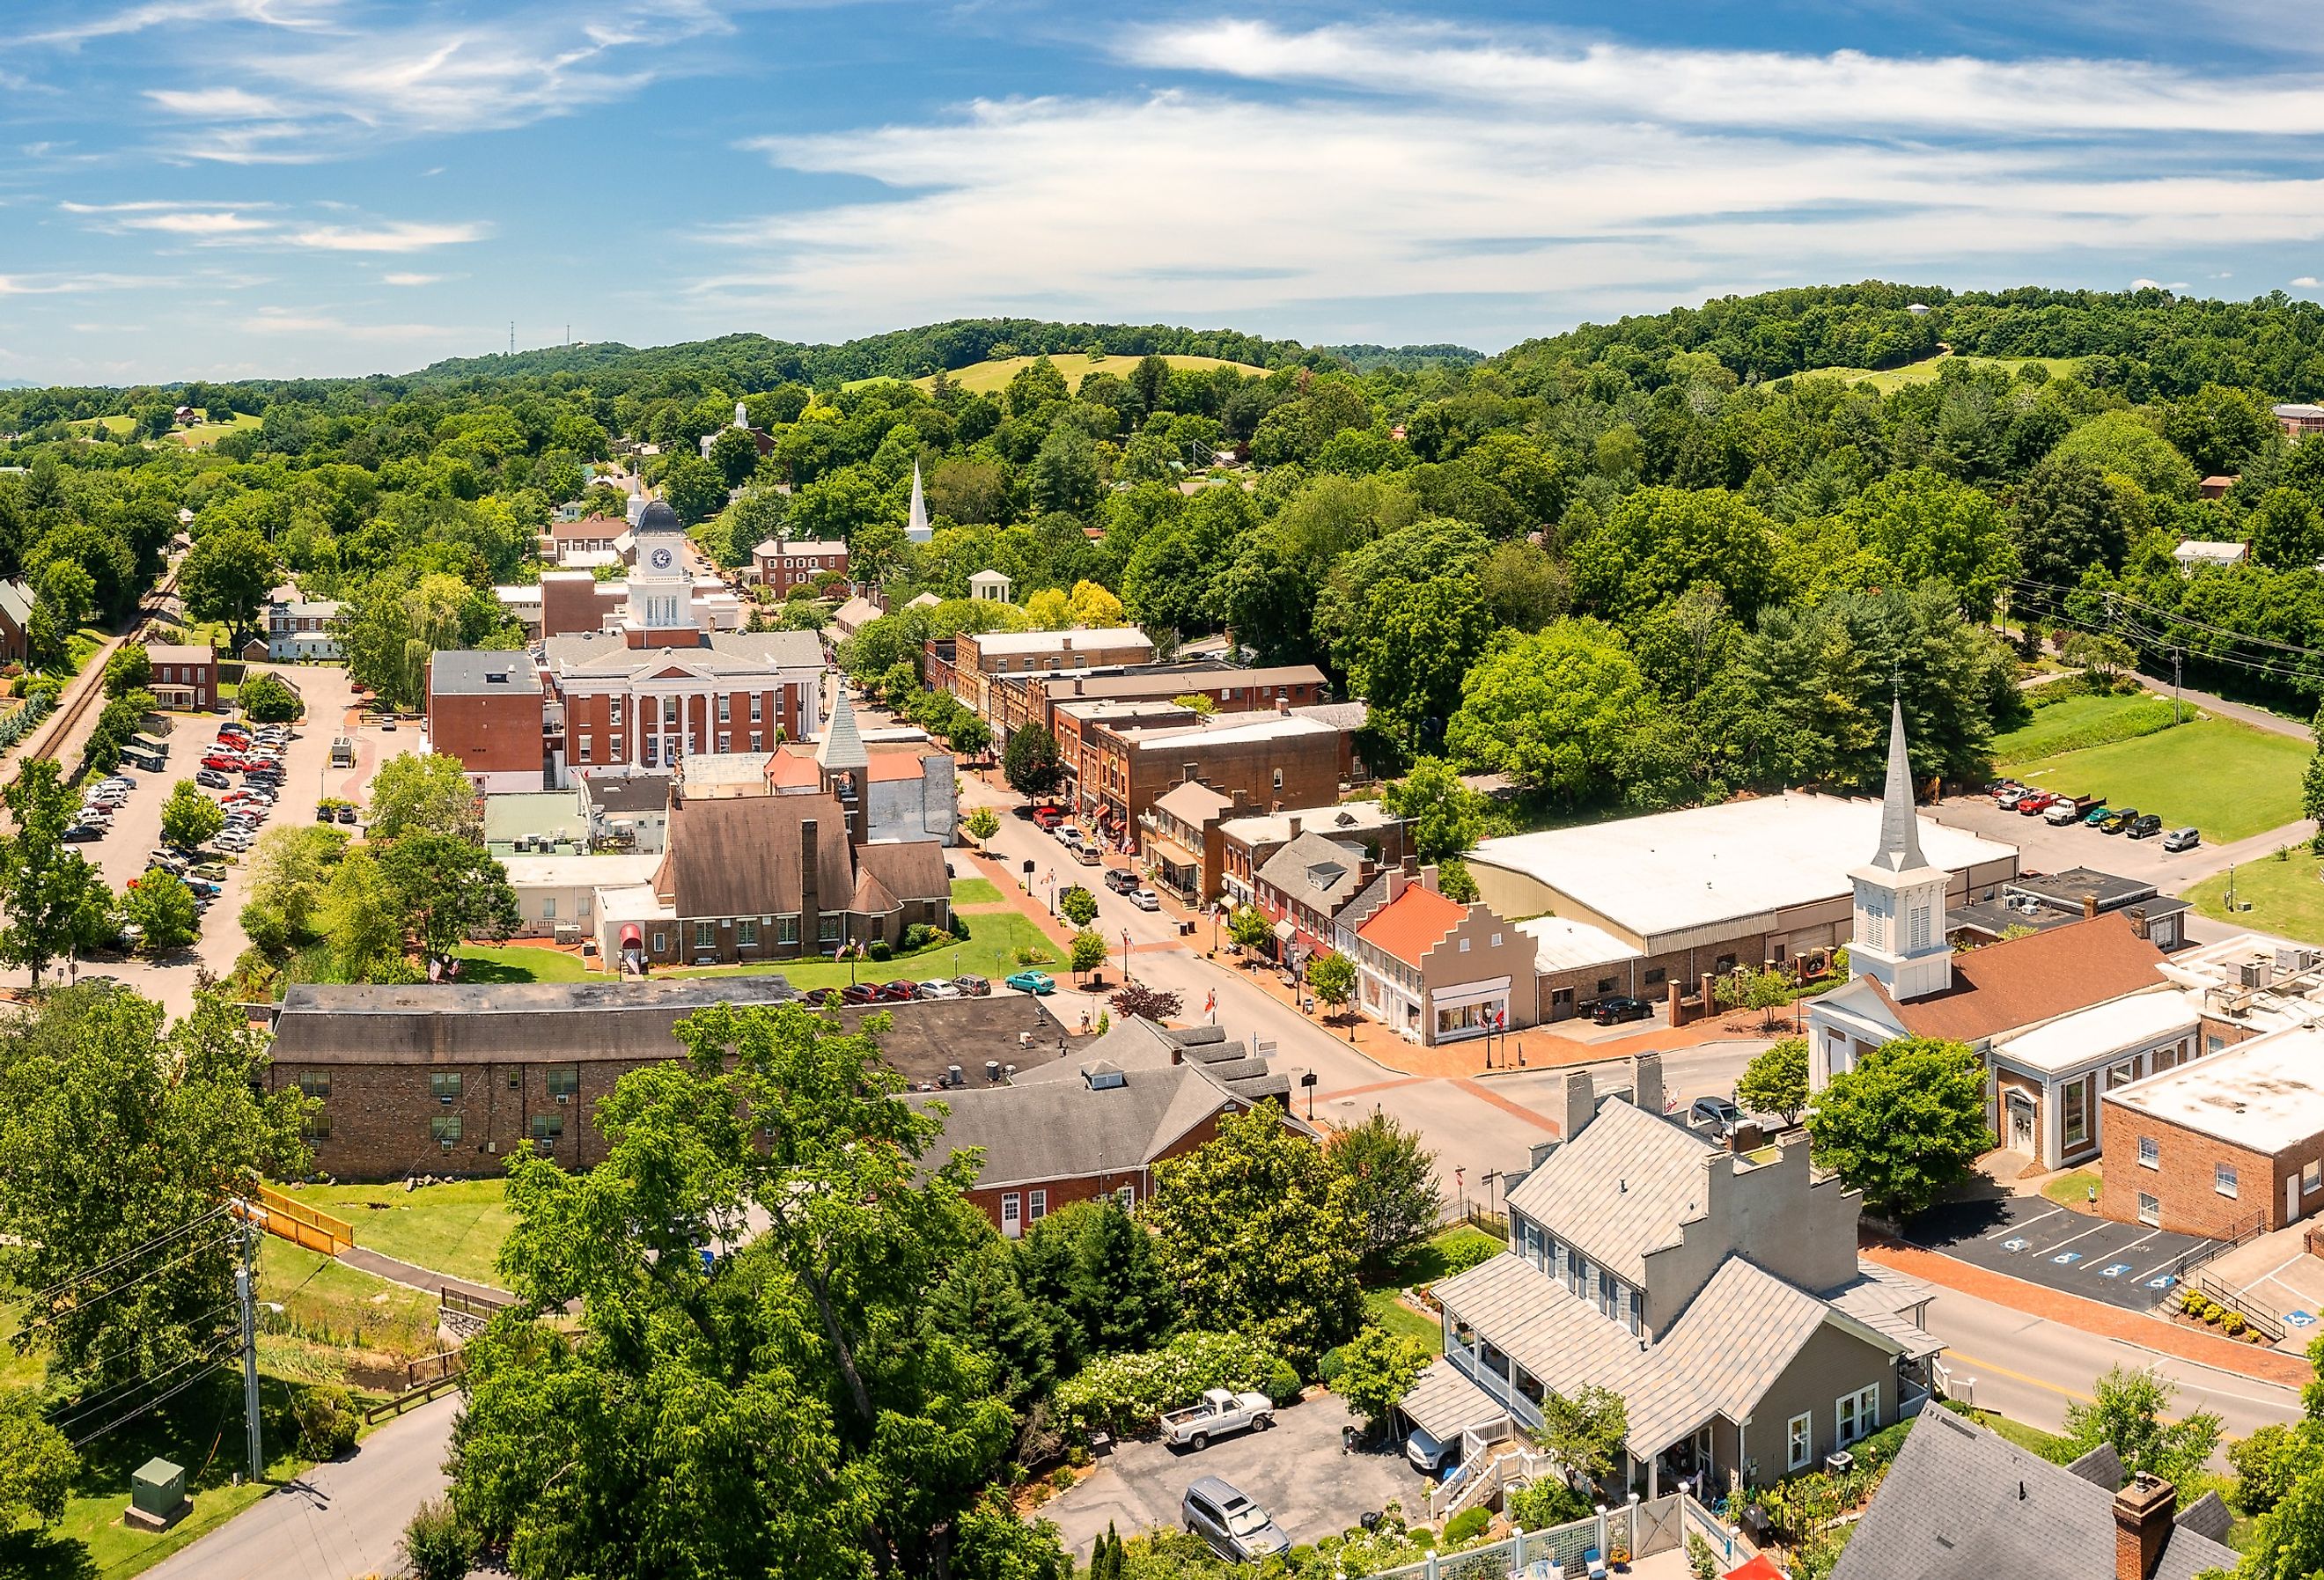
18,1206,233,1308
15,1232,236,1341
49,1300,238,1400
48,1338,232,1438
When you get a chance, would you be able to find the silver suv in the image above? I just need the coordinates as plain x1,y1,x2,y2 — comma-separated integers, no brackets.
1181,1475,1290,1563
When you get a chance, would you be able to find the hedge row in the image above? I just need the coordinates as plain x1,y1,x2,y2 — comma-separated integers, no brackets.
2003,697,2183,764
1051,1329,1298,1438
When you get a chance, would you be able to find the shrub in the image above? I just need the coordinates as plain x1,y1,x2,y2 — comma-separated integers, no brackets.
1442,1508,1490,1547
399,1497,472,1580
902,922,938,951
866,939,893,962
2224,1312,2247,1337
1263,1357,1302,1407
1688,1532,1721,1580
287,1383,360,1459
1050,1330,1285,1438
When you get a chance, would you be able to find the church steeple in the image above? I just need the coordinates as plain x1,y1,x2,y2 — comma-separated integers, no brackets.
906,461,931,543
1865,696,1929,875
1844,694,1953,1001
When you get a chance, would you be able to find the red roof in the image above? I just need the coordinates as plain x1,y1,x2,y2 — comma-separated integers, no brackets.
1725,1557,1785,1580
1356,884,1466,966
1879,911,2166,1043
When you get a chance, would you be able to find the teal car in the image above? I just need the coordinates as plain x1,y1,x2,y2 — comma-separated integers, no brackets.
2083,805,2111,827
1005,970,1056,996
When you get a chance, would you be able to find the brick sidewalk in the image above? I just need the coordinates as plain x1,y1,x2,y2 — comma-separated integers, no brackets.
1200,942,1776,1080
1863,1238,2313,1387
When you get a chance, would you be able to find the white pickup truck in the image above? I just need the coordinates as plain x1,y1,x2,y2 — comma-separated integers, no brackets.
1157,1388,1275,1451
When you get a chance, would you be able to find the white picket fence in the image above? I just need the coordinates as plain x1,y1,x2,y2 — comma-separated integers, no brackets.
1371,1495,1687,1580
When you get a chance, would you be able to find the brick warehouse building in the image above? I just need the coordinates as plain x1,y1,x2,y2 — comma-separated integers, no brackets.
1101,704,1353,849
2100,1020,2324,1238
423,651,545,793
267,979,1068,1181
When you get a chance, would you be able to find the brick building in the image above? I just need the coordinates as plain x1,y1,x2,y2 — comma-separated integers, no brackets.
1098,706,1350,848
265,980,1064,1181
145,642,217,711
753,537,849,594
1018,662,1328,771
423,651,547,794
1252,831,1375,972
1055,698,1211,816
914,1018,1308,1233
2100,1021,2324,1238
1215,800,1408,909
941,626,1156,735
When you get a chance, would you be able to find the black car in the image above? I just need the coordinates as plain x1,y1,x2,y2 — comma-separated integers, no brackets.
2128,813,2164,840
62,825,101,842
1591,996,1655,1025
1104,868,1139,894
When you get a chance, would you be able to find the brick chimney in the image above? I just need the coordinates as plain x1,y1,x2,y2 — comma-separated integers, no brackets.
1072,676,1085,695
2114,1473,2176,1580
2083,893,2100,921
2128,905,2150,939
1287,816,1303,840
1563,1069,1596,1140
1630,1052,1663,1116
800,818,821,953
1384,868,1406,904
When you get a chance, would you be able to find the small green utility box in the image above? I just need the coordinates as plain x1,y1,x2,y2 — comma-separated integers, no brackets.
127,1458,188,1532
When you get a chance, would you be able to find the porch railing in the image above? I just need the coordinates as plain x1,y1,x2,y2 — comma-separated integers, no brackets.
1372,1497,1676,1580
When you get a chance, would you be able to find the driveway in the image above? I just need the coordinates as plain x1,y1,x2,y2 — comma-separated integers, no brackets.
1905,1194,2217,1312
1042,1395,1419,1560
1921,792,2276,888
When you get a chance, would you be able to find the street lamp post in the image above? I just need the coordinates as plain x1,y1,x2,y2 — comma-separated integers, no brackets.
1122,928,1133,986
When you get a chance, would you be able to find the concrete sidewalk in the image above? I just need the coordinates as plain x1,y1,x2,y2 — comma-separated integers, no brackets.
337,1246,511,1308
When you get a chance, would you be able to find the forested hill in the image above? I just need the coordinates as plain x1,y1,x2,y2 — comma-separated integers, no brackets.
1497,283,2324,401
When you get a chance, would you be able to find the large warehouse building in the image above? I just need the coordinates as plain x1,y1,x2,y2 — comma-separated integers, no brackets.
1465,791,2020,997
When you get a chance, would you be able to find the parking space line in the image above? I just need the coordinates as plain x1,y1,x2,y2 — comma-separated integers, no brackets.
1986,1207,2063,1240
2030,1218,2119,1260
2133,1251,2192,1285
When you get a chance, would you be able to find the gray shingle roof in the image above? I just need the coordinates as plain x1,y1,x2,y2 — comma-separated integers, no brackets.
1829,1407,2239,1580
908,1060,1245,1188
1425,1255,1649,1415
429,650,541,695
543,628,821,680
1398,1357,1499,1440
1820,1261,1945,1360
0,579,33,629
1504,1098,1718,1286
1254,833,1369,911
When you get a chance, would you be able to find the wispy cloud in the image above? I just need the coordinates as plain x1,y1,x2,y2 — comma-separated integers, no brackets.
144,85,287,118
285,220,488,252
243,304,460,340
380,271,442,285
18,0,341,49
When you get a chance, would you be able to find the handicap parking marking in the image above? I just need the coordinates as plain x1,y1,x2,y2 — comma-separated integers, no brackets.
2146,1273,2178,1290
2291,1311,2317,1330
2034,1218,2126,1262
2051,1251,2085,1266
2099,1262,2134,1279
2002,1237,2032,1253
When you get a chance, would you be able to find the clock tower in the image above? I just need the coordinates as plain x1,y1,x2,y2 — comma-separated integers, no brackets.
624,499,700,648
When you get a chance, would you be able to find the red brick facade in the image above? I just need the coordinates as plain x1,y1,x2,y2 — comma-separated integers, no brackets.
963,1108,1228,1234
754,540,849,595
565,683,805,770
273,1055,626,1179
2098,1099,2305,1238
1092,713,1347,833
146,643,217,710
425,686,543,780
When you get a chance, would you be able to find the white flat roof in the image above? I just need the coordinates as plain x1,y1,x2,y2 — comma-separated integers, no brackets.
1518,915,1644,974
2173,540,2247,562
595,881,674,922
972,626,1152,658
2107,1022,2324,1152
1467,791,2017,941
1217,800,1402,847
501,853,661,888
1990,988,2199,1075
1129,714,1334,751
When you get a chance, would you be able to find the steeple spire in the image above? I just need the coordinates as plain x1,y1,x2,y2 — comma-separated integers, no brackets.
905,461,931,542
816,679,868,773
1866,694,1928,875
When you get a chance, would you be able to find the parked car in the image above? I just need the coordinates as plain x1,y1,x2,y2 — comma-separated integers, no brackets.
1158,1388,1275,1451
1055,825,1083,848
1130,888,1161,912
1104,869,1139,894
1181,1477,1290,1565
1997,787,2028,810
2082,804,2113,827
2163,827,2201,852
838,983,881,1005
62,825,101,842
2104,807,2140,834
195,769,230,790
336,805,359,824
2016,791,2056,815
1591,995,1655,1025
1030,805,1067,830
879,980,921,1002
952,974,992,996
1004,969,1056,996
916,979,964,1000
2129,814,2163,840
2043,798,2091,825
1688,1096,1743,1137
1406,1423,1460,1474
1072,843,1102,866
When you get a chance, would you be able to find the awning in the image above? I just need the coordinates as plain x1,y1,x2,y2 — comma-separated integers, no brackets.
1272,918,1296,942
1430,976,1512,1011
1396,1356,1503,1441
619,923,643,946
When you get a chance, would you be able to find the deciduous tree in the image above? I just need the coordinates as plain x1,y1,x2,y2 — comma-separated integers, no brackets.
1002,723,1064,801
378,832,519,963
1332,1324,1429,1432
1805,1035,1992,1219
365,751,482,841
179,525,283,646
1736,1037,1809,1126
0,760,114,984
160,779,224,850
1326,1111,1442,1270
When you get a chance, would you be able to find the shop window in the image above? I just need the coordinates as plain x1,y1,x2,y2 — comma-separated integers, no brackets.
2217,1162,2239,1199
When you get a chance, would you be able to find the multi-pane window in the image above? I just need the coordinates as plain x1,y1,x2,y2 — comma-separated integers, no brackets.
777,915,800,944
2137,1135,2159,1169
430,1072,462,1102
298,1072,330,1100
530,1113,564,1142
2217,1163,2239,1198
546,1066,579,1099
694,921,716,951
430,1113,463,1145
737,919,759,946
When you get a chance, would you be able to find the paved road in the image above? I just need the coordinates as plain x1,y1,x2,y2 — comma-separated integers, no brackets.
1922,1282,2299,1451
144,1393,459,1580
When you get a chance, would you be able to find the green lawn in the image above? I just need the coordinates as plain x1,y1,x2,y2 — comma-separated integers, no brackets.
2041,1169,2103,1209
258,1238,440,1366
2003,716,2309,842
950,876,1007,907
848,352,1264,397
1991,691,2184,763
452,944,591,983
1791,353,2088,394
277,1179,515,1289
1943,1401,2071,1460
1363,1288,1444,1356
2184,853,2324,944
174,412,260,449
678,908,1058,985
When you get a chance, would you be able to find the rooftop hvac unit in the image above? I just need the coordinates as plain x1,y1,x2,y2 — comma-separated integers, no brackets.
2243,960,2273,989
2279,947,2304,974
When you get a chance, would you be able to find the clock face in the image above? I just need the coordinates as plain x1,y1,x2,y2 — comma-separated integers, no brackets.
651,547,673,570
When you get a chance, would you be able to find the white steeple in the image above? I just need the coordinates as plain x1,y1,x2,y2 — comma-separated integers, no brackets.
906,460,932,543
734,400,749,429
1845,696,1953,1001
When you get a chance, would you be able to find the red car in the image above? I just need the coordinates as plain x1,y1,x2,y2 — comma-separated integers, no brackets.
2016,791,2056,815
201,754,242,771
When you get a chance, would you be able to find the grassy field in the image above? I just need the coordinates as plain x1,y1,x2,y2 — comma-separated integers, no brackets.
452,943,591,982
682,908,1057,985
950,875,1006,906
1792,353,2088,393
1991,692,2185,763
173,412,260,449
279,1179,514,1288
2041,1168,2104,1209
846,352,1264,396
2003,715,2308,842
2184,854,2324,944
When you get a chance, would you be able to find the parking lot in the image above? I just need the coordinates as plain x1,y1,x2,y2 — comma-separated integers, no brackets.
1906,1194,2218,1312
1042,1395,1418,1561
1923,791,2237,887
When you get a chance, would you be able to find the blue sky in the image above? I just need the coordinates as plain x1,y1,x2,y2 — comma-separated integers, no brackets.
4,0,2321,385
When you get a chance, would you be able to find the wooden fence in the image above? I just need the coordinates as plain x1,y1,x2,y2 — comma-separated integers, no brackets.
249,1185,355,1255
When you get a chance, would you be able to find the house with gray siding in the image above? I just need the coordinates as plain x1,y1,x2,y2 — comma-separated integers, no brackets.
1400,1058,1943,1495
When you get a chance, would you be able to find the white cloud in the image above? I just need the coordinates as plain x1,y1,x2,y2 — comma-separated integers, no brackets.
242,305,457,340
379,271,442,286
710,86,2324,337
285,220,489,252
144,85,287,119
2297,276,2322,288
2131,277,2192,290
18,0,341,49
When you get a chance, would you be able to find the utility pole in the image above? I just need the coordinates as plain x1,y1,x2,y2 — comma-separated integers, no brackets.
2173,646,2184,725
235,1212,262,1485
508,321,515,357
